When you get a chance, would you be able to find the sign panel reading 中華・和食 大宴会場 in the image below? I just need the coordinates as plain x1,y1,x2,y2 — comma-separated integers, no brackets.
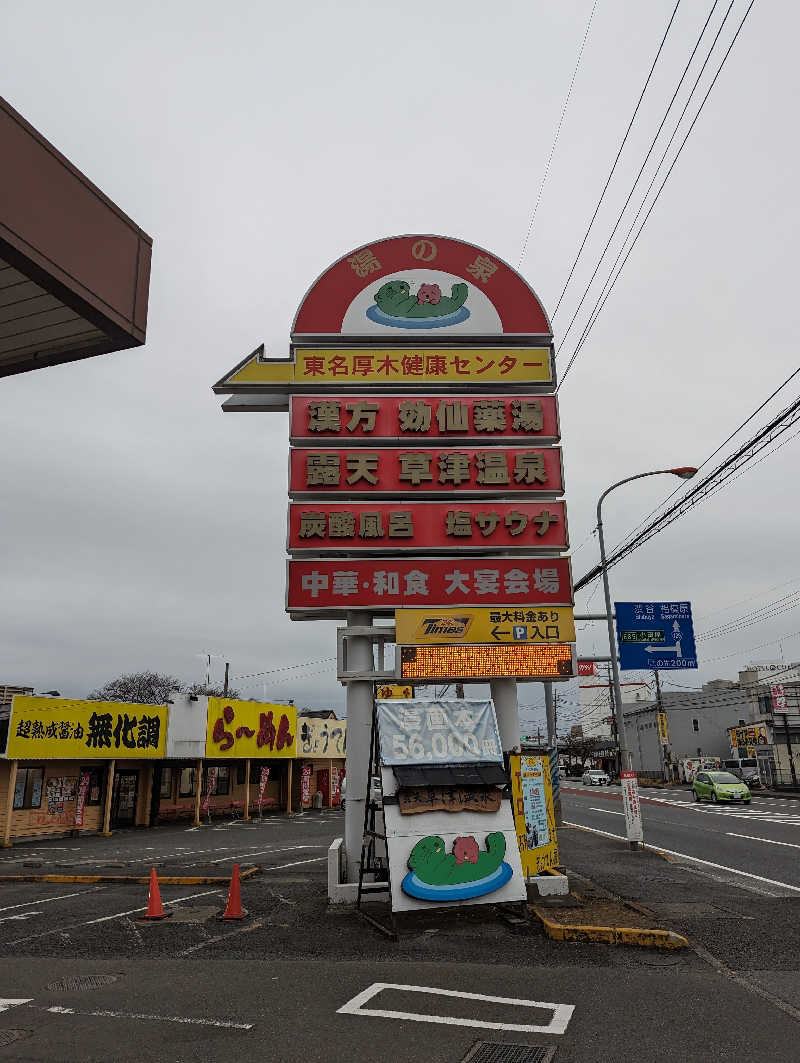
7,696,168,759
206,699,297,758
290,395,560,443
288,500,567,553
287,557,573,614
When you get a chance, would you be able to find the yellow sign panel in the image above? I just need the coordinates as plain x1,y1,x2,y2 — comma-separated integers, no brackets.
297,716,346,758
7,696,167,759
399,643,574,680
206,698,296,759
510,754,559,875
375,683,414,700
657,711,670,743
396,608,575,646
228,347,553,387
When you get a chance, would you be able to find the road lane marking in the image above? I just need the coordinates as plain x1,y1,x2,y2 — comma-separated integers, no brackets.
43,1004,253,1029
337,983,574,1035
177,920,265,956
589,808,624,815
0,999,32,1012
7,889,222,945
564,822,800,893
0,889,102,915
265,857,327,871
207,844,326,866
727,832,800,849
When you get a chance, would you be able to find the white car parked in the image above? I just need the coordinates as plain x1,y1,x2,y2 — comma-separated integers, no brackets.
582,769,610,786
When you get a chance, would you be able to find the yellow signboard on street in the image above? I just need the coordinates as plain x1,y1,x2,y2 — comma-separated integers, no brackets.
395,607,575,645
657,711,670,743
7,696,167,760
226,347,553,388
510,754,559,875
206,698,296,759
375,684,414,700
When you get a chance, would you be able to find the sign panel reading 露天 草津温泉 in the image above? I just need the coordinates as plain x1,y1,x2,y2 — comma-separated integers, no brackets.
213,234,574,677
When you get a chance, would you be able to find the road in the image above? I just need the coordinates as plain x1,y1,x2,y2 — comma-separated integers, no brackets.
0,812,796,1061
562,782,800,892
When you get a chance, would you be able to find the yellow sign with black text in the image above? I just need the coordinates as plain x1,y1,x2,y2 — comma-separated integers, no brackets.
226,348,553,388
7,696,167,760
374,684,415,700
206,698,297,759
510,754,559,875
395,607,575,645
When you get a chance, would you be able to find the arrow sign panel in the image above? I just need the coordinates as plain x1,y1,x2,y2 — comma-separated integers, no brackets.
615,601,697,671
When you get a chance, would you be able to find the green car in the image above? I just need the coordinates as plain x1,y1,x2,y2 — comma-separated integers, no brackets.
693,771,751,804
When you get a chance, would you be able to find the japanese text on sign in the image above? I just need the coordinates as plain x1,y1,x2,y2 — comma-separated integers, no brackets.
206,698,297,758
289,501,566,551
399,643,575,681
376,699,502,766
291,446,563,495
290,395,560,441
289,557,573,611
395,607,576,645
510,755,559,874
293,348,552,385
7,696,167,759
298,716,347,757
621,770,643,843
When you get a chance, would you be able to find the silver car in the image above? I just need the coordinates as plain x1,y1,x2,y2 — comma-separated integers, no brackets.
582,769,610,786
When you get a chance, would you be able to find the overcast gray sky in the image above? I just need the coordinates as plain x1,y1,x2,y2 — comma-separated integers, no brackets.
1,1,796,730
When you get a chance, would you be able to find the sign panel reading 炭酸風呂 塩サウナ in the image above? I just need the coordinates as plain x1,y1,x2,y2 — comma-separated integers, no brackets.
7,696,167,759
287,557,573,614
289,446,563,497
615,601,697,671
288,500,568,553
290,394,560,443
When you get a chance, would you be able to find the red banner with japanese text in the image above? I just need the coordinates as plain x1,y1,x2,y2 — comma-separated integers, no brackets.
203,766,218,813
288,557,573,612
257,766,270,815
290,446,563,496
300,763,312,808
290,394,560,443
74,771,91,827
288,500,567,553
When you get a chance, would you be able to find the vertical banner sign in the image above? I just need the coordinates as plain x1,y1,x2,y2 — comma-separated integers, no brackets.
301,763,313,807
510,754,559,875
771,684,788,712
620,770,643,843
331,766,341,805
203,766,218,814
258,765,270,815
657,712,670,745
74,772,91,827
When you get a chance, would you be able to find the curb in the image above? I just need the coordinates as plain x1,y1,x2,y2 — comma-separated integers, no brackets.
530,906,689,949
0,865,260,886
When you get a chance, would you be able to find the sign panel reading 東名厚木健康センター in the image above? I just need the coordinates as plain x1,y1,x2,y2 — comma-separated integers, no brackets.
615,601,697,671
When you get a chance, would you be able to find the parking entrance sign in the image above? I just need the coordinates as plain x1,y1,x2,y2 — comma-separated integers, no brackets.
615,602,697,671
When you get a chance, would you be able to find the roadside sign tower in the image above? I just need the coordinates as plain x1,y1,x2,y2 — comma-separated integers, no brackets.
213,234,575,881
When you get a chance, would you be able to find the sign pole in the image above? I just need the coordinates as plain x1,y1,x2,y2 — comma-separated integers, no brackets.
343,610,374,882
490,678,520,753
544,681,562,825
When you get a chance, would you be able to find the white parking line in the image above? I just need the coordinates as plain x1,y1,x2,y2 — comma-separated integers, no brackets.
727,833,800,849
565,822,800,893
337,983,574,1035
0,889,102,915
265,857,326,871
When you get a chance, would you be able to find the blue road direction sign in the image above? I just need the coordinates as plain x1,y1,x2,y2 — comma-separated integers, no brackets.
615,602,697,671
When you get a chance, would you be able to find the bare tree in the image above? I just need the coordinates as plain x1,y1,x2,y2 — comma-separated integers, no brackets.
184,682,241,700
88,671,183,704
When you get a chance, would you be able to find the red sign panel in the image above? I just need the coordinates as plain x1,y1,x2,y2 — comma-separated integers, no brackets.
287,557,573,612
577,660,597,677
290,446,563,497
288,500,568,553
290,394,559,444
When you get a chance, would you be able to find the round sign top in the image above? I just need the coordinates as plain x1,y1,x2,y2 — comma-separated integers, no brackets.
292,235,552,340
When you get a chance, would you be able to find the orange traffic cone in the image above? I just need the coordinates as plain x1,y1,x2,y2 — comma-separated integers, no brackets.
221,863,246,921
141,867,168,920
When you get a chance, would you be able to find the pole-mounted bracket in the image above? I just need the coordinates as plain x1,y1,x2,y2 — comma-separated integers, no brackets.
337,625,397,683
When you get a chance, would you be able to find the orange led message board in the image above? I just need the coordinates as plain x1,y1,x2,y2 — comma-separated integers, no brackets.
399,643,574,681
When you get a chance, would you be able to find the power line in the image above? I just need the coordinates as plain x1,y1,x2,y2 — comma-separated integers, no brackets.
557,0,757,390
552,0,682,319
233,656,336,681
518,0,600,269
556,0,724,356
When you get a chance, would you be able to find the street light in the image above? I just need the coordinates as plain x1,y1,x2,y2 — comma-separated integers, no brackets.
596,466,698,848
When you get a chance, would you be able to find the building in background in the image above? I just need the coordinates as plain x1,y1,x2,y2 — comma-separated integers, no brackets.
0,684,33,704
735,663,800,788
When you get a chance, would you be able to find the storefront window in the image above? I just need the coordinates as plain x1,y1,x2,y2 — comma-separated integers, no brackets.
203,766,230,796
178,767,196,797
79,767,104,806
13,767,44,810
159,767,174,799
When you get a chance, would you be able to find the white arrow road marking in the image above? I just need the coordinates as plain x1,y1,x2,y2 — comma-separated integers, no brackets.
337,983,574,1035
0,999,32,1013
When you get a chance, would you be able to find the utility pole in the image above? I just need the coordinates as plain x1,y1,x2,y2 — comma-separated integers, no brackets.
653,668,669,781
544,682,562,825
607,664,620,777
455,682,465,698
779,713,798,786
223,662,230,697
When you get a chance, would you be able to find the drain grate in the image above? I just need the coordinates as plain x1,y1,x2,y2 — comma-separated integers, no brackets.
460,1044,556,1063
46,974,120,992
0,1030,31,1048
